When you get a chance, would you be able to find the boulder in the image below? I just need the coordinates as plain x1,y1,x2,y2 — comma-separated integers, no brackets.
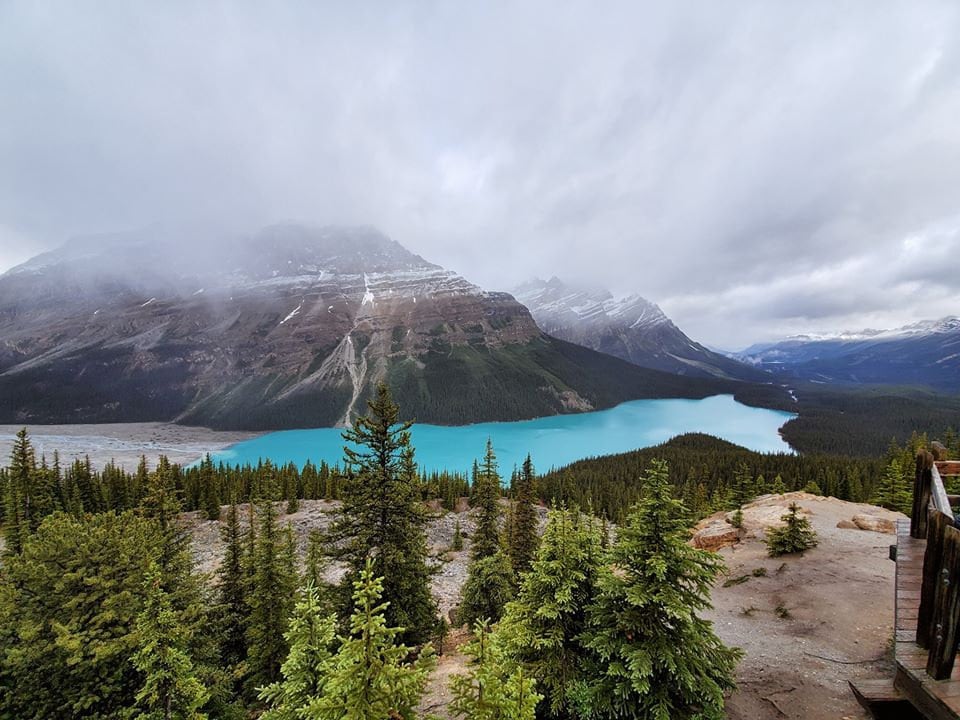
852,514,897,534
836,519,859,530
692,521,741,551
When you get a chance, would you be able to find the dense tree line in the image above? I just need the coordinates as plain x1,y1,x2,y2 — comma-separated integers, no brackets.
536,431,952,523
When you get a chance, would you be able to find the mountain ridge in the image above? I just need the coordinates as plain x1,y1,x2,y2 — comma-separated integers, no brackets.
0,225,743,429
513,276,766,382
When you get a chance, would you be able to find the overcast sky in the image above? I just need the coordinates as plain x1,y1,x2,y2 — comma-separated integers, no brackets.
1,1,958,348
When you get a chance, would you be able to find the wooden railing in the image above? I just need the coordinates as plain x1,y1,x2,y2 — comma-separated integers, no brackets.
912,442,960,680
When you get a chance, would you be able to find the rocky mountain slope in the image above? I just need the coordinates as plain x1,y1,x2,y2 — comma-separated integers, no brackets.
514,277,765,381
737,317,960,392
0,225,737,429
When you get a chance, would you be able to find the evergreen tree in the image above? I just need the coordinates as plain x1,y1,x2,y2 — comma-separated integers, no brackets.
304,529,333,609
765,503,819,557
771,474,787,494
304,559,435,719
870,458,911,514
472,440,502,560
199,455,220,521
458,552,516,628
258,584,337,720
331,382,437,646
215,503,248,675
246,501,297,691
132,563,209,720
450,620,541,720
452,519,464,551
498,507,602,718
3,428,37,553
508,454,539,577
0,512,210,719
577,460,741,720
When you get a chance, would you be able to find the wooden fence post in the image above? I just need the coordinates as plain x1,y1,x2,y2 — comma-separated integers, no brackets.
918,510,953,647
926,524,960,680
913,451,934,539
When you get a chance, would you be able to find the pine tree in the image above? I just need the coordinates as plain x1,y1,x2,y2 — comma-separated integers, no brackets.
450,620,541,720
577,459,742,720
870,458,911,514
304,559,435,719
452,519,464,551
459,440,514,626
246,501,297,691
0,512,210,719
132,562,209,720
331,382,437,646
199,455,220,521
258,584,337,720
458,552,516,628
508,455,539,577
771,474,787,494
472,440,502,560
765,503,819,557
304,529,333,608
3,428,37,553
498,507,602,718
215,503,248,674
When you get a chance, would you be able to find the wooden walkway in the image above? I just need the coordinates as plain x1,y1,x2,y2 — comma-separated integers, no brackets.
894,519,960,719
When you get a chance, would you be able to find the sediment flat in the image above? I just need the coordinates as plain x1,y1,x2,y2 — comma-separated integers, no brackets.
0,423,261,470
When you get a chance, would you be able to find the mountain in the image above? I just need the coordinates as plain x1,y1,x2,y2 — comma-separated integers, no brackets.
736,317,960,392
513,277,764,381
0,224,739,429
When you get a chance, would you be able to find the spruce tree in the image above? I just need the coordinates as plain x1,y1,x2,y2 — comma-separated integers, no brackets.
215,502,248,675
258,584,337,720
577,459,741,720
304,559,435,719
450,620,541,720
0,512,210,719
459,553,516,628
132,563,209,720
498,507,602,718
3,428,37,553
472,440,502,560
870,458,911,514
459,440,514,626
246,501,297,691
452,519,464,551
765,503,819,557
508,454,539,577
330,382,437,646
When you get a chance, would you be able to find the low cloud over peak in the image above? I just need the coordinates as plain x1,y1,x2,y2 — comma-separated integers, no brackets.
2,1,958,347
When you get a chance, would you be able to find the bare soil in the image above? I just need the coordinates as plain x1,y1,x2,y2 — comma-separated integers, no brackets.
706,493,902,720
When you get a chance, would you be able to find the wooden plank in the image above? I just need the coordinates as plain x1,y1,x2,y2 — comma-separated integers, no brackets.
927,525,960,679
940,461,960,477
895,665,960,720
918,510,954,648
915,451,935,538
934,465,954,517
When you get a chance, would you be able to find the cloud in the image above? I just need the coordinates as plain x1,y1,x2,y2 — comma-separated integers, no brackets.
1,1,958,347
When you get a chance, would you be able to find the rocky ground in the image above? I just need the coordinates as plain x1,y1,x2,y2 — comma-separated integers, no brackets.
0,422,258,470
697,492,904,720
184,492,903,719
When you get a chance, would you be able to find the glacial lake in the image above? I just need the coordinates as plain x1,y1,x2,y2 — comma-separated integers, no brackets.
206,394,796,474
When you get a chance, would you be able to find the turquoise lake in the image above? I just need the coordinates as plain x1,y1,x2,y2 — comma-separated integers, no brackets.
207,394,796,474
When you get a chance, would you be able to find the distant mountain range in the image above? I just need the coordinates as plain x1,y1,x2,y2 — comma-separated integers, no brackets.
513,277,765,382
0,225,738,429
736,317,960,392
